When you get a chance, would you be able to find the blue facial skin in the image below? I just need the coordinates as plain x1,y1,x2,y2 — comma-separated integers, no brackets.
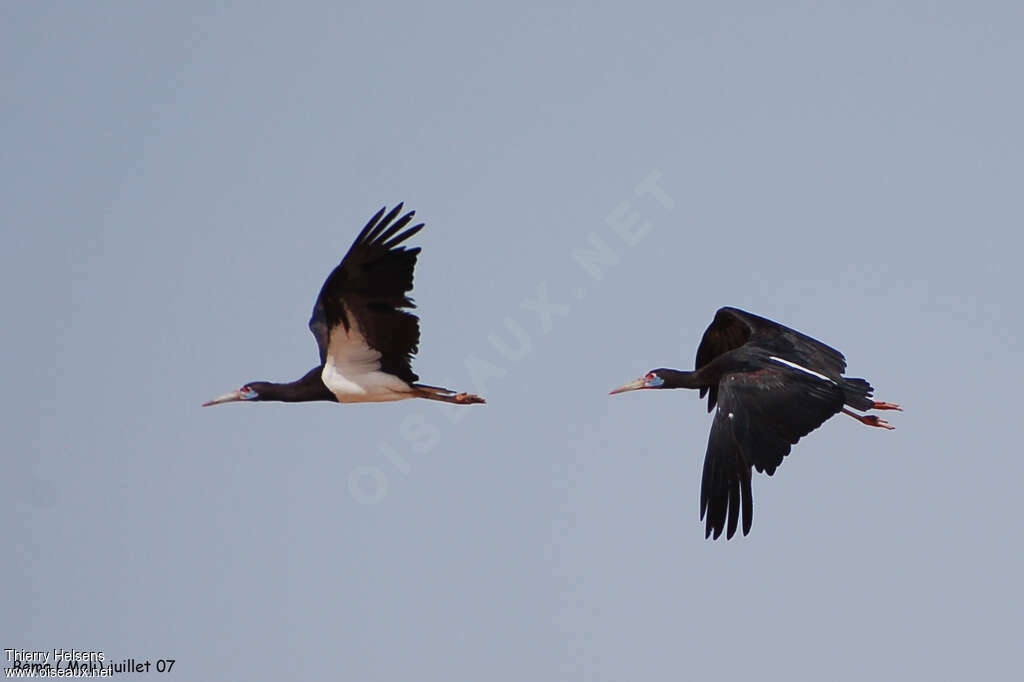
240,387,260,400
645,374,665,388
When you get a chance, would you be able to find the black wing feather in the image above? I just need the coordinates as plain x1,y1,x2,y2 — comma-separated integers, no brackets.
699,366,844,539
700,417,752,540
695,308,753,409
308,204,424,384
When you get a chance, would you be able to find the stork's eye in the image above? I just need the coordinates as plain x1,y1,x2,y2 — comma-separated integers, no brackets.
646,373,655,381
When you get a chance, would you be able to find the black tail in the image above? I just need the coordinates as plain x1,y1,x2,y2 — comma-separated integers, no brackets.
841,377,875,411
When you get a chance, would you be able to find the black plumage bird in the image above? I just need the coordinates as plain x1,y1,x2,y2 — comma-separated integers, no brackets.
610,307,899,540
203,204,485,408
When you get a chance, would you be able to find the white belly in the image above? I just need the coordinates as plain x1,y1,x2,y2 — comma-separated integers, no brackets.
322,303,417,403
322,360,414,403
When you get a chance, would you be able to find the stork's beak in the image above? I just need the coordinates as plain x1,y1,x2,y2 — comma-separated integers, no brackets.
609,378,646,395
202,390,245,407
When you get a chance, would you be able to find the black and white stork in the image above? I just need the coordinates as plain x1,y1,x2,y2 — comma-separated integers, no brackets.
203,204,485,408
609,307,899,540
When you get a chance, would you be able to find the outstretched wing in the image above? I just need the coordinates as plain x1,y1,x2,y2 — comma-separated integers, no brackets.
309,204,423,384
700,409,754,541
695,307,848,412
699,365,844,539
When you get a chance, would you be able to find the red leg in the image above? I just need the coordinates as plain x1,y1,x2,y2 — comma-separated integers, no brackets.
871,400,902,411
842,408,895,430
412,385,486,405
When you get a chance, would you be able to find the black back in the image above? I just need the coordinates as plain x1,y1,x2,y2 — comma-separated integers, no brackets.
695,307,848,412
308,204,424,384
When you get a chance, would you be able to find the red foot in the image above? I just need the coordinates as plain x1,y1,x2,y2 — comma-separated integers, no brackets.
842,407,896,430
872,401,902,411
856,414,895,430
455,393,486,405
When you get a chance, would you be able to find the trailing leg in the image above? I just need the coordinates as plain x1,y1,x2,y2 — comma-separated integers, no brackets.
841,408,895,430
412,384,486,405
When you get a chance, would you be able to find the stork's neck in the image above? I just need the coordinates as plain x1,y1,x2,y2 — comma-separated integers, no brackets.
259,366,336,402
658,369,712,390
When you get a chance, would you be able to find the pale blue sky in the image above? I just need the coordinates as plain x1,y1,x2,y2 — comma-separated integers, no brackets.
3,2,1022,680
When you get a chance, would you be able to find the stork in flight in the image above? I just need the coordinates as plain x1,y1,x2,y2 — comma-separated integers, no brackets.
203,204,485,408
610,307,899,540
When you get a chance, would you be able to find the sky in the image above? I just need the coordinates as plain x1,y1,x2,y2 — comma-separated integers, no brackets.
3,1,1022,680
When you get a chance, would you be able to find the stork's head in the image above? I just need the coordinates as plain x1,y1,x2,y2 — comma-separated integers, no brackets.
202,383,265,406
609,370,667,395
